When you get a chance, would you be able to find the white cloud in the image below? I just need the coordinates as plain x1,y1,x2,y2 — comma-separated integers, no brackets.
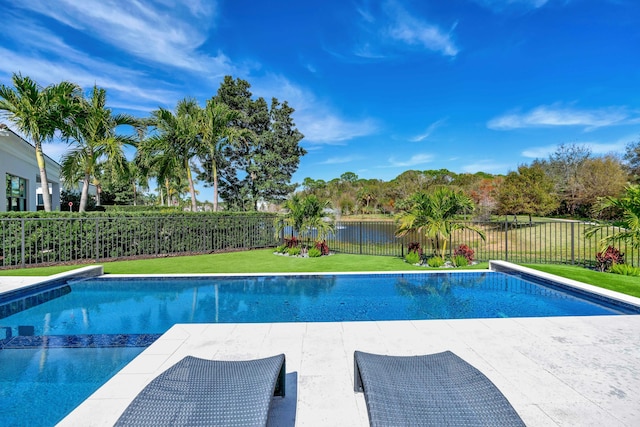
300,115,378,143
472,0,551,12
318,156,362,165
348,1,459,60
0,46,179,110
522,137,631,159
461,160,511,174
353,43,389,59
8,0,236,76
252,74,378,144
42,142,74,163
388,153,434,167
383,1,459,57
409,118,447,142
521,144,559,159
488,104,634,131
0,1,246,114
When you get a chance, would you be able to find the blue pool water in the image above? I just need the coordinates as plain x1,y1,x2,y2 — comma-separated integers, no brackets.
0,271,637,426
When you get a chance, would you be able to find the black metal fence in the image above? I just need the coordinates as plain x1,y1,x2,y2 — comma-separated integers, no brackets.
0,216,635,269
324,220,637,267
0,214,278,269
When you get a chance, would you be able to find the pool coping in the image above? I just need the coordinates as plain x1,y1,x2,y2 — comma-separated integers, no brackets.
489,260,640,309
0,265,103,299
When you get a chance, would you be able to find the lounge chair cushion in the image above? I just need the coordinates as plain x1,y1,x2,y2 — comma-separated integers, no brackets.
354,350,524,427
115,354,285,427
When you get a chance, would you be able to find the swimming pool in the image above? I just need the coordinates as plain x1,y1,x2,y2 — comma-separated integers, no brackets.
1,269,639,426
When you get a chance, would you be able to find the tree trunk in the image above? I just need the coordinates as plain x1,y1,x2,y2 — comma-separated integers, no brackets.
79,173,90,212
213,163,219,212
35,143,52,211
186,160,197,212
165,178,171,207
132,182,137,206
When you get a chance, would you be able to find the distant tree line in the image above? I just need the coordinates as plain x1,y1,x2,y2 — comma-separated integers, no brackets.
301,142,636,221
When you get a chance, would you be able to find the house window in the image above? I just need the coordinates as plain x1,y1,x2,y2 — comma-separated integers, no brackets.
6,174,27,211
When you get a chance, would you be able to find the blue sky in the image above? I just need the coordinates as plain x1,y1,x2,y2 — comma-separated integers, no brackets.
1,0,639,200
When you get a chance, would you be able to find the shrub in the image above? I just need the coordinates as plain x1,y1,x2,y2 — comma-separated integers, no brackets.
596,246,625,272
285,236,299,248
275,244,287,253
452,255,468,267
287,246,301,256
610,263,640,277
407,242,422,256
308,247,322,258
427,257,445,268
405,251,421,264
454,244,474,263
314,240,330,256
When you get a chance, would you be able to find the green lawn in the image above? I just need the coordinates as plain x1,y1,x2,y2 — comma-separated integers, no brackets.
1,250,637,299
0,249,488,275
523,264,640,298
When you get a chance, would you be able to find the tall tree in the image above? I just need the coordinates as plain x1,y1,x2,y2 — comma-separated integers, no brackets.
148,98,202,211
248,98,305,208
215,77,305,210
496,163,559,221
0,73,80,211
216,78,269,210
395,187,486,259
575,156,628,217
624,138,640,183
388,170,430,205
542,143,591,215
60,86,136,212
197,98,243,211
469,176,502,221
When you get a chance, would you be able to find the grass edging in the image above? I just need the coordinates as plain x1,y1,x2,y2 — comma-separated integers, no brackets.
523,263,640,298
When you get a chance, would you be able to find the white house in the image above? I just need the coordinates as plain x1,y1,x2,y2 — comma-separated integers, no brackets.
0,123,61,211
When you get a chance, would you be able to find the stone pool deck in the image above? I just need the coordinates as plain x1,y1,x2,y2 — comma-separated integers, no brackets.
58,315,640,426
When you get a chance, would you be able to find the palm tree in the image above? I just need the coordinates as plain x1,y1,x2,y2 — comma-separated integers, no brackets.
300,194,335,242
0,73,81,211
200,98,243,211
395,187,486,259
60,86,136,212
149,98,202,211
276,194,335,244
136,131,186,207
586,184,640,251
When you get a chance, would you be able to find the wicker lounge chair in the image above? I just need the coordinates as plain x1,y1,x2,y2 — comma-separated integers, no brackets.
354,350,524,427
115,354,285,427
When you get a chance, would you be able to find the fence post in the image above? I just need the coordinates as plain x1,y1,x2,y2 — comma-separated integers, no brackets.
504,218,509,262
359,222,363,255
20,218,25,268
95,218,100,262
570,222,575,265
155,218,159,255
